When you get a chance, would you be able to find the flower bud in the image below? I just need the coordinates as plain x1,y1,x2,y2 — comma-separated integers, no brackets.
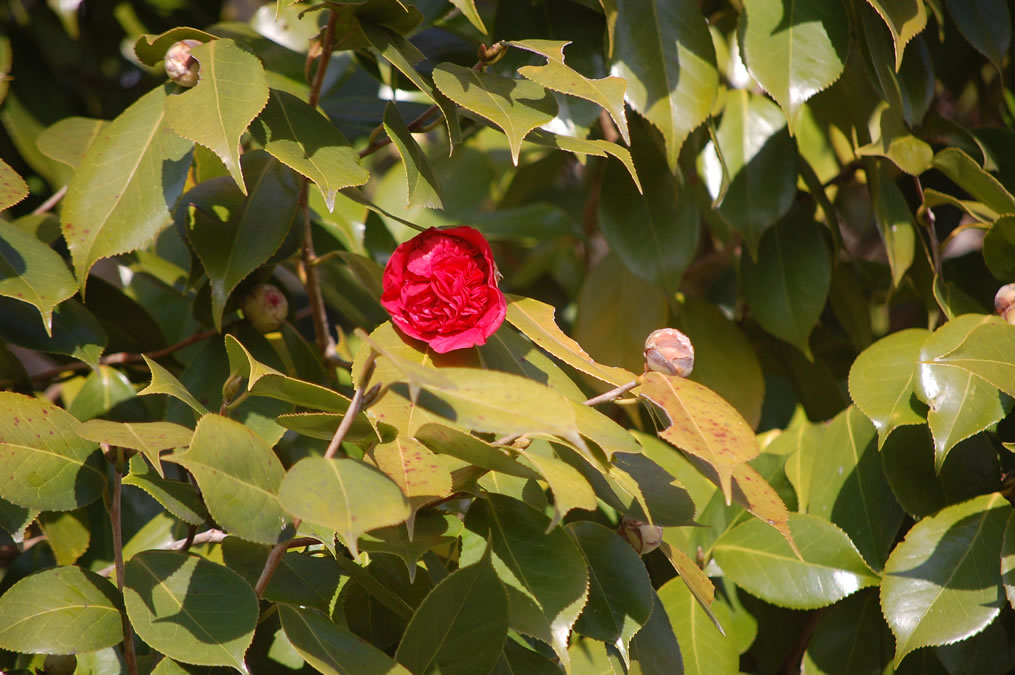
243,284,288,333
620,515,663,555
644,328,694,377
995,284,1015,325
164,40,202,87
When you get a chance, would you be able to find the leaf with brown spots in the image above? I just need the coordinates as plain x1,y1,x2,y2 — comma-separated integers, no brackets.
639,371,760,505
372,436,454,539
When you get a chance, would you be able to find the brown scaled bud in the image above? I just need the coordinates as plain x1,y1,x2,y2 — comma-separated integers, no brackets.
164,40,202,87
243,284,288,333
644,328,694,377
995,284,1015,325
620,516,663,555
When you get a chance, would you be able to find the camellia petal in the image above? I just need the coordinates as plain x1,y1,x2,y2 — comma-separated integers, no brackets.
381,226,507,353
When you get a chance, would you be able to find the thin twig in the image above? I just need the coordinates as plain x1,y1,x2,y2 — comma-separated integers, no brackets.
109,448,138,675
97,529,228,578
913,175,943,278
31,184,68,215
254,350,378,597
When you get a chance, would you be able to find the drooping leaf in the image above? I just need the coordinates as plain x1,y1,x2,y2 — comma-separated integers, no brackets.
511,39,629,144
0,218,77,335
164,39,269,194
122,455,207,526
462,495,589,667
848,328,930,446
569,521,654,663
945,0,1011,73
881,493,1010,667
915,315,1010,469
0,566,123,654
166,413,289,545
870,165,917,287
279,604,410,675
657,577,737,675
866,0,928,71
640,371,760,505
0,392,105,511
279,456,410,558
60,83,194,286
395,545,508,675
78,419,192,478
381,102,443,210
701,90,797,257
251,88,369,212
0,158,29,212
740,0,849,133
124,550,258,670
931,148,1015,215
611,0,718,170
505,295,636,387
137,355,210,417
741,208,831,359
432,63,557,165
713,513,880,610
36,117,107,170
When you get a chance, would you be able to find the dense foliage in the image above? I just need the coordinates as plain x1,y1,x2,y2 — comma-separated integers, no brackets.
1,0,1014,672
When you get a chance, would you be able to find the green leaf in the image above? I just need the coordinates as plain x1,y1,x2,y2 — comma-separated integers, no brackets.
79,419,192,478
931,148,1015,215
930,321,1015,398
138,355,210,417
164,39,269,194
871,165,917,287
574,253,669,375
133,28,216,66
674,297,765,429
275,412,380,443
740,0,849,133
449,0,487,33
415,423,537,479
372,436,453,528
36,117,107,170
523,129,642,192
0,158,28,212
0,392,105,511
0,566,123,654
462,495,589,667
1002,511,1015,610
611,0,718,170
60,83,194,286
569,521,654,663
713,513,880,610
220,537,340,612
629,591,685,675
183,151,300,330
598,123,698,293
702,90,797,257
741,208,831,359
518,441,597,529
67,365,138,422
38,509,90,565
0,218,77,335
658,577,737,675
511,39,629,144
915,315,1010,469
857,103,933,175
866,0,928,71
278,457,410,558
802,590,893,674
395,544,508,675
640,371,760,505
785,406,903,569
849,328,930,447
505,295,636,388
124,550,258,670
251,88,369,212
945,0,1011,73
167,413,289,545
0,295,106,368
279,604,410,675
122,455,208,526
881,493,1010,667
432,63,557,165
984,214,1015,280
382,102,443,210
0,496,37,543
360,512,464,580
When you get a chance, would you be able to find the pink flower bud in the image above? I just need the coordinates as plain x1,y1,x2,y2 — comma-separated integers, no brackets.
995,284,1015,325
164,40,202,87
620,515,663,555
243,284,288,333
644,328,694,377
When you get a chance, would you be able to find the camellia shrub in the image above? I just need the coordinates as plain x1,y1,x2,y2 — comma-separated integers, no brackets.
1,0,1015,672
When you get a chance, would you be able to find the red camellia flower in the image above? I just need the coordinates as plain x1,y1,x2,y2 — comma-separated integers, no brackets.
381,226,507,353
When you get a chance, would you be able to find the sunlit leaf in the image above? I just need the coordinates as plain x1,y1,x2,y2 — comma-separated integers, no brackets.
0,158,29,211
122,455,207,526
658,576,737,675
79,419,192,478
138,355,210,417
930,320,1015,398
36,117,107,170
866,0,928,71
382,102,442,210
